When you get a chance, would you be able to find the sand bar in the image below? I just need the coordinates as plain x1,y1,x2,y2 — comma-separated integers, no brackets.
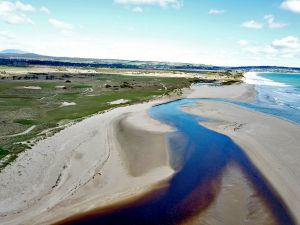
0,99,174,225
183,84,300,223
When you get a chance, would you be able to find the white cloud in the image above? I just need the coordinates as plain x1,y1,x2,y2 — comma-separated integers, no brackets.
48,19,74,36
114,0,183,8
264,15,287,29
281,0,300,13
244,46,277,55
242,16,286,30
132,6,143,12
242,20,263,29
208,9,225,15
49,18,74,30
239,40,248,46
0,31,14,39
15,1,35,11
40,6,50,14
243,36,300,60
272,36,300,49
0,0,35,24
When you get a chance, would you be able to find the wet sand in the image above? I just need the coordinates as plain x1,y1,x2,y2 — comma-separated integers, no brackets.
182,84,300,224
182,98,300,224
184,163,278,225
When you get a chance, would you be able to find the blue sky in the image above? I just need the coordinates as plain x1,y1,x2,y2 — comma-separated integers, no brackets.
0,0,300,66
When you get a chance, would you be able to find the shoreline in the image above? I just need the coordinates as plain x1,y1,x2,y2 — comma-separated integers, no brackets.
58,83,298,225
184,162,282,225
182,98,300,224
0,97,177,225
0,81,299,224
186,82,256,102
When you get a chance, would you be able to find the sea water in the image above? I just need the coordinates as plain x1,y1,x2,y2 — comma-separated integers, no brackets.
244,72,300,124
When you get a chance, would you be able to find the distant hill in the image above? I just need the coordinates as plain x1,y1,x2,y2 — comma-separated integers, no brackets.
0,49,299,72
0,49,29,54
0,49,47,59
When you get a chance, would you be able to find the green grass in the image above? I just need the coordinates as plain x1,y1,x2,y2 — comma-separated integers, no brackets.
0,147,9,160
0,68,244,171
44,89,165,122
0,154,18,171
14,119,37,125
0,74,195,169
71,84,93,89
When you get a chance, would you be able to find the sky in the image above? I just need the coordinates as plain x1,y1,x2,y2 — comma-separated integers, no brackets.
0,0,300,67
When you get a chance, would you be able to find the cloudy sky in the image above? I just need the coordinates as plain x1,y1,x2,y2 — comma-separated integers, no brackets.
0,0,300,66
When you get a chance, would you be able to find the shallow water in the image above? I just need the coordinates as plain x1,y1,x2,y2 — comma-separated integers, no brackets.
244,72,300,124
58,98,295,225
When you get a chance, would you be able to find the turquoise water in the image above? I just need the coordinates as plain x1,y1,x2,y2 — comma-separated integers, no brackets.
245,72,300,124
259,73,300,88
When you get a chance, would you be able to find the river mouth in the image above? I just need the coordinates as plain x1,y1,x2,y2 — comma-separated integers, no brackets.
57,98,295,225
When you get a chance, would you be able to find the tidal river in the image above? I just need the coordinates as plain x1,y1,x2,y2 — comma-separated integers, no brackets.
60,98,295,225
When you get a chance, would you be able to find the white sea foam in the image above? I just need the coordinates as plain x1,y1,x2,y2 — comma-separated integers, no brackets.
243,72,300,124
244,72,289,87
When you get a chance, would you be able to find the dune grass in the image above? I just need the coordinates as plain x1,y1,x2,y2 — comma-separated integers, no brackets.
0,73,195,170
0,147,9,160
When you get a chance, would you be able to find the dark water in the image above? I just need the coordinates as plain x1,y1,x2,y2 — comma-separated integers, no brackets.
58,99,295,225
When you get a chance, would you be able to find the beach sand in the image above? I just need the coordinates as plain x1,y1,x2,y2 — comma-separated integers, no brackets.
186,82,256,102
182,85,300,224
0,83,300,224
184,163,278,225
0,100,174,225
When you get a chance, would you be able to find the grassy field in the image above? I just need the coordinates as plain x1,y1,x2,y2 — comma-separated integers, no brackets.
0,73,196,170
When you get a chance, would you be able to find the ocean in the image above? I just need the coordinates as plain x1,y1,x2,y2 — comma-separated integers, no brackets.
244,72,300,124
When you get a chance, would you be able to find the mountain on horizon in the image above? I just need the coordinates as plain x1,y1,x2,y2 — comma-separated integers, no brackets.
0,49,299,71
0,49,29,54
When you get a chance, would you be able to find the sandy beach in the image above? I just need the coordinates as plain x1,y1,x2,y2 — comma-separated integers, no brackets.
0,99,175,225
2,0,300,223
183,84,300,224
0,82,300,224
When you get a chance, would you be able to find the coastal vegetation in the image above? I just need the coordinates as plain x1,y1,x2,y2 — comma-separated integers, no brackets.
0,72,200,170
0,61,244,171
